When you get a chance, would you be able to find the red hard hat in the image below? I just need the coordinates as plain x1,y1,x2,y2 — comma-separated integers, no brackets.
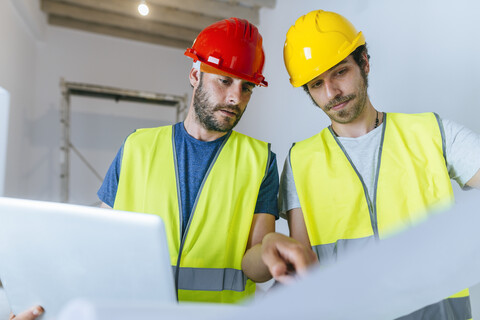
185,18,268,87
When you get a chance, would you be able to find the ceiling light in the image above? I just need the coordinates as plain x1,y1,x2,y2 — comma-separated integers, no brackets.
138,1,149,16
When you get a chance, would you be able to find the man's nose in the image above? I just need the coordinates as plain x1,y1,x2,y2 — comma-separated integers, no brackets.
324,80,341,100
226,83,242,105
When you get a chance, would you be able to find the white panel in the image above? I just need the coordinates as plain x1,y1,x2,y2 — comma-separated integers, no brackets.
0,87,10,197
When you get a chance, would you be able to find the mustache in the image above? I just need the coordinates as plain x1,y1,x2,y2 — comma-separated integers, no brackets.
214,104,241,115
324,94,356,110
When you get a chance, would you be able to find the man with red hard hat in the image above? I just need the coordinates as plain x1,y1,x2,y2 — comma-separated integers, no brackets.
10,18,279,319
96,18,279,304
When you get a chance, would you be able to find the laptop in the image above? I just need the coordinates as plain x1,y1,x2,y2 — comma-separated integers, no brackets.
0,197,177,319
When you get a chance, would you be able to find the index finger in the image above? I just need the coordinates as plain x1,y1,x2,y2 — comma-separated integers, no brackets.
9,306,44,320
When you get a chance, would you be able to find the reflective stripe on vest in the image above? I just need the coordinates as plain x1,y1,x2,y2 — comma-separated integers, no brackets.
311,236,375,266
172,266,247,292
396,295,471,320
114,125,269,303
291,113,470,319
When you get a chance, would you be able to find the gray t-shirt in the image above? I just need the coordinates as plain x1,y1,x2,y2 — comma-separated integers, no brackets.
279,117,480,218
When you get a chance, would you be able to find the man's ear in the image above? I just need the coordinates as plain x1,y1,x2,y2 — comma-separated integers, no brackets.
362,51,370,74
189,68,201,88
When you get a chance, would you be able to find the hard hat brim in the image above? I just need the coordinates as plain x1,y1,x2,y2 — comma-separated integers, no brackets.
289,31,365,88
200,63,242,80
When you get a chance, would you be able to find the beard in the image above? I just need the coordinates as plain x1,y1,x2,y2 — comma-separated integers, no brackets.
193,78,244,132
321,74,368,124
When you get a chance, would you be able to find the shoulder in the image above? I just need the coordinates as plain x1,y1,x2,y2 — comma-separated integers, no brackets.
231,130,267,143
441,117,471,133
230,130,270,150
125,125,173,144
292,127,331,151
387,113,473,139
441,117,480,146
130,125,173,137
387,112,438,123
386,112,442,135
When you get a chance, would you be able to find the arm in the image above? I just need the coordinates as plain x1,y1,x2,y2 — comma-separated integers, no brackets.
97,145,123,208
242,151,279,282
466,168,480,189
257,153,317,283
287,207,312,248
441,118,480,189
241,213,275,282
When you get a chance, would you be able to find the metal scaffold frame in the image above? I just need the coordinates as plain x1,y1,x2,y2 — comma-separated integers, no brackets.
60,79,188,203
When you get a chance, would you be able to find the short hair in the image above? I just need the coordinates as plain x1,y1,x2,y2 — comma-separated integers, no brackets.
351,44,370,72
302,43,370,94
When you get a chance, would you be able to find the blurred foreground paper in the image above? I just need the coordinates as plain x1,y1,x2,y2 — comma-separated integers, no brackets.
58,194,479,320
57,300,243,320
232,194,480,320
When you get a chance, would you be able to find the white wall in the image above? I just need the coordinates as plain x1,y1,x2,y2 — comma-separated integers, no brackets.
1,0,192,202
31,26,191,202
0,0,40,198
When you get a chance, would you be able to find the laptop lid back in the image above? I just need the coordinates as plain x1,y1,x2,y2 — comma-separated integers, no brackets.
0,197,176,319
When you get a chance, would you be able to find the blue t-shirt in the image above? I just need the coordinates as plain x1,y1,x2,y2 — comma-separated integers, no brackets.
98,122,279,233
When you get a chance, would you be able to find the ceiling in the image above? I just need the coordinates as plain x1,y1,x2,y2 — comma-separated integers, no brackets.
40,0,276,49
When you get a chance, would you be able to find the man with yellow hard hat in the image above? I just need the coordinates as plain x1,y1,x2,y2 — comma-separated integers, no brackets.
10,18,281,319
275,9,480,320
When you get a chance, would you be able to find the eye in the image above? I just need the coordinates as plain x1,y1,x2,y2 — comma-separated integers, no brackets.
310,80,323,89
336,67,348,76
218,77,231,86
242,85,254,93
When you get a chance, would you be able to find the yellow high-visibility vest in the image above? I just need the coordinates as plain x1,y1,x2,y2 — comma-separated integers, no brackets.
291,113,470,319
114,125,270,303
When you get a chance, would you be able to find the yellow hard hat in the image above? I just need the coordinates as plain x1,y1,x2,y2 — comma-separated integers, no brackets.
283,10,365,87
